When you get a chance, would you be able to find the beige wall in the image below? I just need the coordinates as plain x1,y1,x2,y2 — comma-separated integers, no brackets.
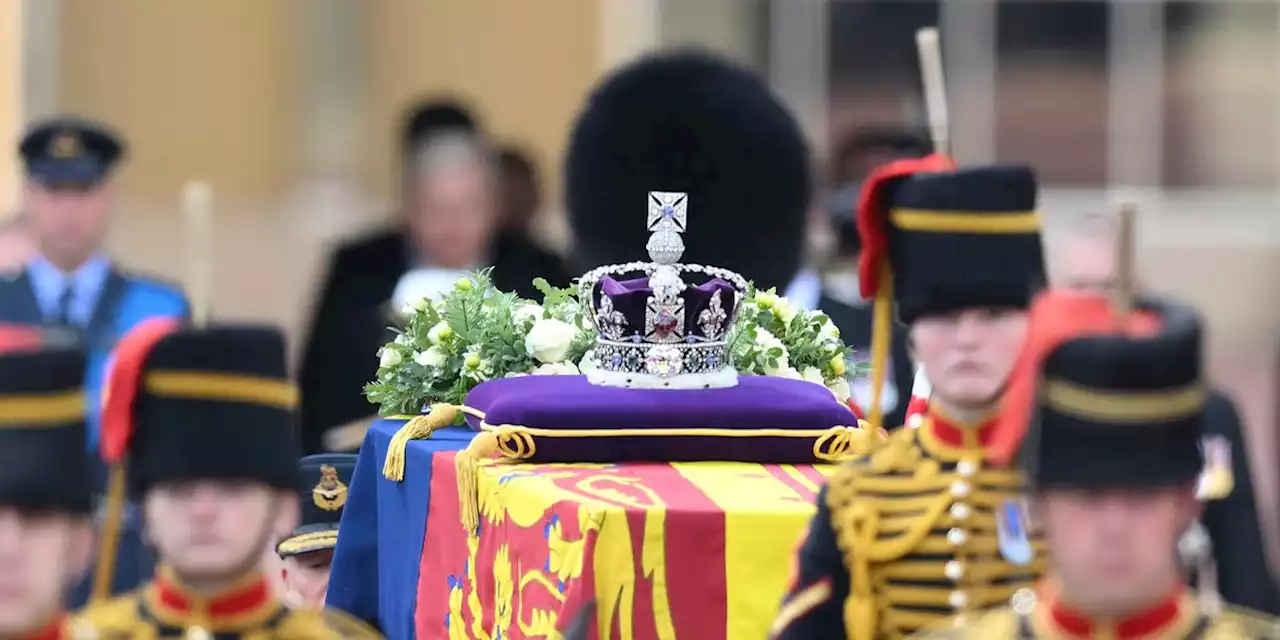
364,0,601,204
58,0,301,203
0,1,22,213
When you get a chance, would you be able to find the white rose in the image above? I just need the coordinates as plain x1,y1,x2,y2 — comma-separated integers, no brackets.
413,347,447,369
525,318,578,364
514,303,544,324
817,315,840,341
427,321,452,345
827,377,852,403
533,362,580,376
754,328,783,350
762,349,791,376
776,365,804,380
378,347,402,368
801,366,825,385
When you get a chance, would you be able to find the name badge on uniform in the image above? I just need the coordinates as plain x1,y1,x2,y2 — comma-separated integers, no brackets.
997,498,1034,566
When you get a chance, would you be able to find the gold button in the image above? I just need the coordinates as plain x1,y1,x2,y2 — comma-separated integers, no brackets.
907,414,924,429
186,627,212,640
956,459,978,477
944,560,965,580
946,528,968,546
950,480,971,498
1011,588,1037,615
949,503,971,520
948,590,969,608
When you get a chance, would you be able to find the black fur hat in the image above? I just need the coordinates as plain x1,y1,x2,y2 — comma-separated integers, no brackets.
565,51,813,291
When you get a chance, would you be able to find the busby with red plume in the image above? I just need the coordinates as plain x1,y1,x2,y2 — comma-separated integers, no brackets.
0,324,91,514
988,291,1202,489
101,321,300,495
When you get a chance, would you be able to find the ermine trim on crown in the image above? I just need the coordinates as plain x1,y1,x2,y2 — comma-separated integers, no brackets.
578,191,749,389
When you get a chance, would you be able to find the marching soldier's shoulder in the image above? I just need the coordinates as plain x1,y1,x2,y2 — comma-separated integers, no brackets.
1210,604,1280,639
72,593,149,636
275,607,387,639
909,608,1021,639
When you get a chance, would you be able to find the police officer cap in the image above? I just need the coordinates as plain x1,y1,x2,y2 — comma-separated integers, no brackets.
19,116,125,186
565,50,812,292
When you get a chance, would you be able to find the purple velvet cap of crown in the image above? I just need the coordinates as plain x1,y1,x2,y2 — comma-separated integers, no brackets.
595,276,737,341
463,374,855,463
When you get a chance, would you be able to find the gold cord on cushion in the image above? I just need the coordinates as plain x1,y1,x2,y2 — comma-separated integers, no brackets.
814,422,888,460
382,404,461,482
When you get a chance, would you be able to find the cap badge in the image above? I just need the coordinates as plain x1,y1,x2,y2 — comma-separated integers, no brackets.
312,464,348,511
49,132,84,159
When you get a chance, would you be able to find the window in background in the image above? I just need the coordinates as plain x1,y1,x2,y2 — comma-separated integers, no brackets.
1163,1,1278,188
994,1,1110,186
826,1,940,144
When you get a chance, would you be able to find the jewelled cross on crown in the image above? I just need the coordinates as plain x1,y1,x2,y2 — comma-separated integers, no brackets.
646,191,687,266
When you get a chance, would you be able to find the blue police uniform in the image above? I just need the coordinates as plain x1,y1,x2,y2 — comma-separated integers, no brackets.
1,116,189,604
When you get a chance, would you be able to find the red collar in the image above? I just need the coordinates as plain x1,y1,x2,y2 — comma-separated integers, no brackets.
1040,582,1196,639
144,566,281,630
19,616,64,640
923,407,999,451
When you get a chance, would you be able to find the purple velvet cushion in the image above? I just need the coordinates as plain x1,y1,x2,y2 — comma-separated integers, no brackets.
462,374,856,463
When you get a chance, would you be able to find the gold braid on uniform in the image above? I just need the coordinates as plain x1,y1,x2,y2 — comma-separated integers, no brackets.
827,417,1046,640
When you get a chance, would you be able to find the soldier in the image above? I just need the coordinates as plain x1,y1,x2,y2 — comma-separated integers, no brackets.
2,116,190,603
276,454,355,608
916,290,1280,638
77,320,381,638
0,328,98,639
772,161,1048,639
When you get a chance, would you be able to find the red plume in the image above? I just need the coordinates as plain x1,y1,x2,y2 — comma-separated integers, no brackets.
100,318,182,464
855,153,955,298
0,324,45,354
986,290,1162,465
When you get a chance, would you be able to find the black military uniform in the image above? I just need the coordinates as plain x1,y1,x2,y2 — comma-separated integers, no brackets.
76,322,381,638
277,454,354,560
773,163,1048,640
563,51,812,293
0,330,102,639
919,293,1280,639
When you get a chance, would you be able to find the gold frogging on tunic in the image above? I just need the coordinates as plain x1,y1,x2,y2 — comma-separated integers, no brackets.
826,418,1046,640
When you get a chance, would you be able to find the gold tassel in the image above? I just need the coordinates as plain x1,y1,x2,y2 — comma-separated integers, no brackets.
91,463,126,604
456,431,499,533
867,266,895,430
382,404,459,482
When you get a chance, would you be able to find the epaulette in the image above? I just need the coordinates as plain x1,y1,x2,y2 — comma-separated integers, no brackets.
73,593,148,637
276,608,387,639
1209,604,1280,639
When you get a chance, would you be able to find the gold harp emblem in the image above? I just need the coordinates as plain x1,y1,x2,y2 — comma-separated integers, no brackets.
312,464,348,511
49,132,84,159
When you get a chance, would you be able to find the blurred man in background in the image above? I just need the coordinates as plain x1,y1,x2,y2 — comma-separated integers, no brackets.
1055,214,1279,613
493,146,570,288
817,127,933,427
0,116,188,604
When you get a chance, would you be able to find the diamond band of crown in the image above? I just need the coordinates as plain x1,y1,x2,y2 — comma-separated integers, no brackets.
579,191,749,390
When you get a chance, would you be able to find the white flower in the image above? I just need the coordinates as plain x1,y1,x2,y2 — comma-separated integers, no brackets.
378,347,402,368
776,365,804,380
754,328,784,351
427,321,453,345
461,347,494,382
413,347,447,369
525,318,578,364
801,366,825,385
817,315,840,341
533,362,580,376
414,296,432,312
394,333,412,346
578,349,599,373
514,303,544,324
505,371,529,378
754,290,780,309
753,328,791,375
827,377,852,403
